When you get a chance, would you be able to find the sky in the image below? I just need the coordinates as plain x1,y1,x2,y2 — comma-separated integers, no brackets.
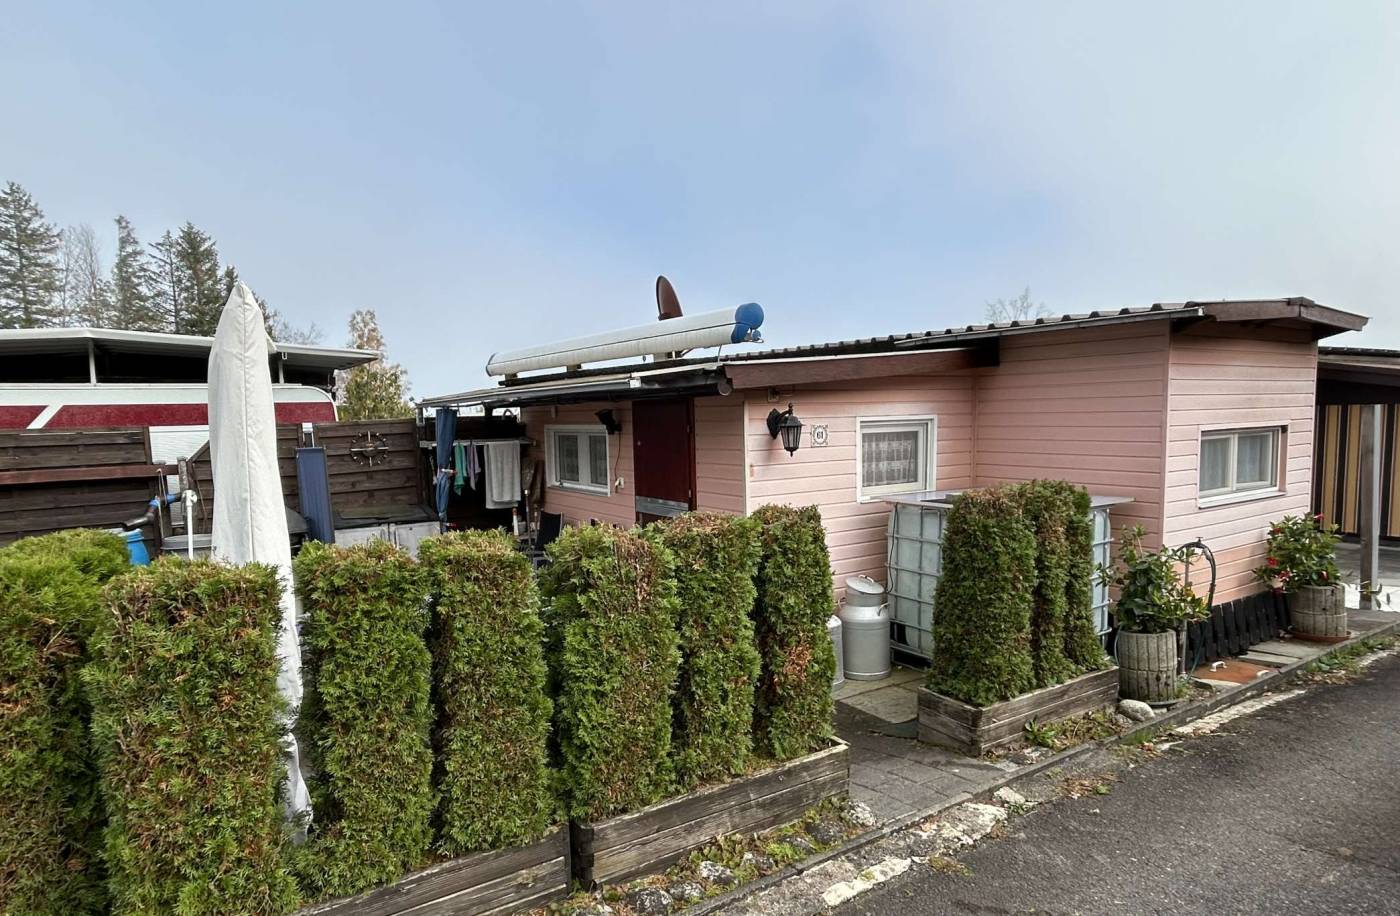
4,2,1398,397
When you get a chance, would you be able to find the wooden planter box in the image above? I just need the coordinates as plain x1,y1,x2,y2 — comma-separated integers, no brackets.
918,667,1119,756
571,739,849,888
300,826,569,916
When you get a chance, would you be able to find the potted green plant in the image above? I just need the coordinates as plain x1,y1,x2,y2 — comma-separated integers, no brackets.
1097,526,1209,703
1255,514,1345,638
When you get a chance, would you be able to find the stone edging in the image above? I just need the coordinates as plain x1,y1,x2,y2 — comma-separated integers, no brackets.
683,617,1400,916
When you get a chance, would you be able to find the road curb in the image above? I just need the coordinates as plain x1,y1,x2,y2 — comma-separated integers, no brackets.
681,617,1399,915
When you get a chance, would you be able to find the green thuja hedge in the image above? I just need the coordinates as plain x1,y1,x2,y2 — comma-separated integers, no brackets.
658,512,762,787
750,505,836,760
929,488,1037,706
541,525,679,820
1011,481,1080,688
420,531,555,852
1063,487,1110,671
0,529,127,916
87,558,299,915
294,540,433,899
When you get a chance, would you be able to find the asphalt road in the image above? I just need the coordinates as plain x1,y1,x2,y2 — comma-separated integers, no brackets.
837,652,1400,916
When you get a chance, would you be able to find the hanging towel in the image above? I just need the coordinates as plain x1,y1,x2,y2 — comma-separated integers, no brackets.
453,442,467,495
484,441,521,509
465,443,481,490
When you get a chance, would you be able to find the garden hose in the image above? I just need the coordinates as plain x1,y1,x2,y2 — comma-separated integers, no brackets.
1179,538,1217,675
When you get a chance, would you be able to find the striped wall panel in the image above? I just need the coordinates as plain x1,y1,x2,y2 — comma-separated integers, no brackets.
1312,403,1400,539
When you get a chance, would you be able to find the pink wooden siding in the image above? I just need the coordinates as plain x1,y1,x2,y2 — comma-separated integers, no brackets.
523,396,747,527
972,323,1171,544
1162,325,1317,602
740,375,976,600
523,403,636,528
694,397,746,514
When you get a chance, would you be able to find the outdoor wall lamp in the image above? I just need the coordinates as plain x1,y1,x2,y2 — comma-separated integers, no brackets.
767,403,803,456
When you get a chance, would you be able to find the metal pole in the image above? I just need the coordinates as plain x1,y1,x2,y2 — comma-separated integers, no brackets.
1358,404,1381,610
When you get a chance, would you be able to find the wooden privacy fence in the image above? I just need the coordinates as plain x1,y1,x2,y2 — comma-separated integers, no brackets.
187,418,428,533
0,428,163,544
1314,403,1400,539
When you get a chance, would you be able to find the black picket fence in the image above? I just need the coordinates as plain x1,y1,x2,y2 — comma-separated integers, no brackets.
1184,589,1290,668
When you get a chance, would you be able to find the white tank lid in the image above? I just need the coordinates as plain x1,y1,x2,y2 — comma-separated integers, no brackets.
845,575,885,596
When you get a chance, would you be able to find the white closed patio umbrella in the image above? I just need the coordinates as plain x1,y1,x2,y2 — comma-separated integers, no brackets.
208,280,312,831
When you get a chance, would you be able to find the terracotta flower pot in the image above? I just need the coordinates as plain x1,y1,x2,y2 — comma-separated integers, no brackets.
1115,629,1177,703
1289,584,1347,638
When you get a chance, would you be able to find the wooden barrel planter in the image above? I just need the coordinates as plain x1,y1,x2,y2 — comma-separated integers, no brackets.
1289,584,1347,639
298,826,570,916
571,739,849,888
917,667,1119,756
1115,630,1178,703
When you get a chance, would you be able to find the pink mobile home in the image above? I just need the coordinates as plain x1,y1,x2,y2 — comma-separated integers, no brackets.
424,297,1364,619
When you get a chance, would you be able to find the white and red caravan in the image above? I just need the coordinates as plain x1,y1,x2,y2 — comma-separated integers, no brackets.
0,327,379,463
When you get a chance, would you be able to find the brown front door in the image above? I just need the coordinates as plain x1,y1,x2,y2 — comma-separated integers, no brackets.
632,398,695,523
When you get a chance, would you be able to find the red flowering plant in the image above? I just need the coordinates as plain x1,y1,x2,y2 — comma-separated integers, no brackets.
1254,513,1341,592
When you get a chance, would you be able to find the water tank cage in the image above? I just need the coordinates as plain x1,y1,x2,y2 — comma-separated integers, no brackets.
883,490,1128,661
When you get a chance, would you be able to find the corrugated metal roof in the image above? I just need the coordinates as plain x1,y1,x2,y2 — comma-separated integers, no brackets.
424,296,1367,407
0,326,379,371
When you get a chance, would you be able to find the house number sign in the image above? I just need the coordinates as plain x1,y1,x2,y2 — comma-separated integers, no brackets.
810,425,829,447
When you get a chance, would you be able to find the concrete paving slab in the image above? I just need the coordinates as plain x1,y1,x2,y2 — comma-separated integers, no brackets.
1189,659,1277,684
1238,651,1297,668
1248,639,1319,660
832,665,923,701
840,684,919,723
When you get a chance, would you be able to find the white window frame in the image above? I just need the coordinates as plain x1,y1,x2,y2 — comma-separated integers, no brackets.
856,415,937,502
545,424,611,496
1197,425,1284,507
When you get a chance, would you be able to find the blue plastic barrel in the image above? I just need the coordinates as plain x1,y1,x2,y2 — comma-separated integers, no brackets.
123,529,151,566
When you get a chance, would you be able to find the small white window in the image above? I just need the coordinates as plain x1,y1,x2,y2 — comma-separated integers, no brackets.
1198,427,1281,501
857,417,936,500
547,426,610,495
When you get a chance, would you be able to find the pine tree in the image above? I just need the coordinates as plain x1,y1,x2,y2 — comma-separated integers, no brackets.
173,222,224,336
110,215,161,331
338,309,412,420
147,230,184,334
0,182,63,328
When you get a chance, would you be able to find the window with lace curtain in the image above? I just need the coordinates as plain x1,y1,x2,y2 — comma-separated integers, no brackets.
1198,426,1282,503
857,417,936,500
546,425,610,495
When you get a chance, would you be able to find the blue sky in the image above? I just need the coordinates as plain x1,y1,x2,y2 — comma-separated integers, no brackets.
4,2,1398,396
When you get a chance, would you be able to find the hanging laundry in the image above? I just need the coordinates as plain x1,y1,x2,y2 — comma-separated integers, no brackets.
484,441,521,509
465,442,482,490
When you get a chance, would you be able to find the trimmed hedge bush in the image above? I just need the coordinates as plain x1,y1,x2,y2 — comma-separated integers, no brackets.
928,488,1037,706
0,529,127,915
86,558,299,915
750,505,836,760
1063,487,1109,670
1011,481,1080,688
294,540,433,899
541,525,679,820
658,512,763,787
419,530,555,852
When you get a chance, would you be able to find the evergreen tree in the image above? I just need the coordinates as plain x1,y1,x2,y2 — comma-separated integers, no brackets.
147,230,184,334
173,222,225,335
338,309,412,420
0,182,63,328
110,215,161,331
